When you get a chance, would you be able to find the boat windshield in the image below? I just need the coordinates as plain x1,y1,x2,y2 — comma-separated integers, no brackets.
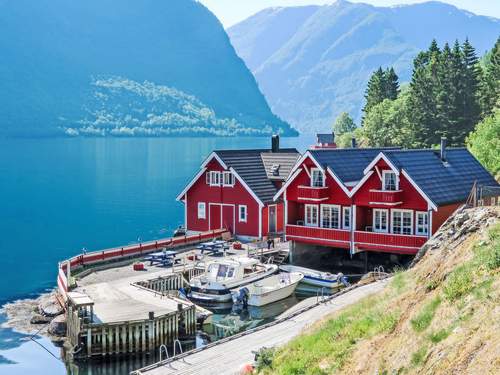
207,263,236,279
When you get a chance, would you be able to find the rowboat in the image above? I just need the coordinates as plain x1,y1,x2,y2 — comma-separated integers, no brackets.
279,265,349,289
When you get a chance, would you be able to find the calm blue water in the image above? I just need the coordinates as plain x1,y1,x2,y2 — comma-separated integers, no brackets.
0,135,313,374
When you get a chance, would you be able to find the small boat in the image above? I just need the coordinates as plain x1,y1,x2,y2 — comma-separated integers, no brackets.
173,226,187,237
232,272,304,307
279,265,349,289
189,257,278,303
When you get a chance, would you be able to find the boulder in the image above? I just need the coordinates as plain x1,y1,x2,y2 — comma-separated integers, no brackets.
48,315,67,337
39,299,63,317
30,314,52,324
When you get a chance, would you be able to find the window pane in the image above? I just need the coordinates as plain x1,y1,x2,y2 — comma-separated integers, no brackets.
384,172,397,191
312,170,324,187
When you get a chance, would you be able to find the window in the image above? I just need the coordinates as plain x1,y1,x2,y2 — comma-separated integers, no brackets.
392,210,413,235
222,171,235,186
416,212,428,236
206,171,221,186
343,207,351,230
321,205,340,229
373,209,388,233
197,202,206,219
239,205,247,222
305,204,319,227
491,197,496,205
382,170,398,191
311,168,324,187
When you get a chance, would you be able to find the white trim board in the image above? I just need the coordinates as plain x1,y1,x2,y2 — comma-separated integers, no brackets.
273,168,302,201
229,167,265,208
201,151,228,170
176,167,207,201
363,152,400,176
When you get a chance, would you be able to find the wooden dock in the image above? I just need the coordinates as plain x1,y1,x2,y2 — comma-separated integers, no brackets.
133,279,389,375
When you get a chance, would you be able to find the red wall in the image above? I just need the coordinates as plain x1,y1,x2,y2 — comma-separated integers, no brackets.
185,159,261,237
432,203,462,233
353,159,428,210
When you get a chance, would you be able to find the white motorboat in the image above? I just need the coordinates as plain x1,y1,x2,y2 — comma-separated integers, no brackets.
232,272,304,307
279,265,349,289
189,257,278,303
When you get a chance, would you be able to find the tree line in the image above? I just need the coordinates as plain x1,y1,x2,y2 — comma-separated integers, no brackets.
333,36,499,176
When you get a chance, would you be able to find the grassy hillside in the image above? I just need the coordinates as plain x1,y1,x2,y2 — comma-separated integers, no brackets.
257,207,500,374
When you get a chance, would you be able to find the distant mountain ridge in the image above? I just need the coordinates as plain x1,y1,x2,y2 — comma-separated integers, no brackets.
0,0,296,137
228,0,500,133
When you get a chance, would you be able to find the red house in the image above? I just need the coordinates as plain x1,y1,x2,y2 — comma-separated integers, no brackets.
177,137,300,239
275,141,499,256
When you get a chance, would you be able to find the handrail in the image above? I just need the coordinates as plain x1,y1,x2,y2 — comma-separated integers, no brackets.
173,339,183,357
159,345,169,361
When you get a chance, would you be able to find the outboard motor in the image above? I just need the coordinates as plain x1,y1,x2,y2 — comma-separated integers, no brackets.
232,287,249,308
178,287,188,299
338,273,350,287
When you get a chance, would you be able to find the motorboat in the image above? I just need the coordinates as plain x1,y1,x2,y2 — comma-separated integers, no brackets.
232,272,303,307
279,265,349,289
188,257,277,303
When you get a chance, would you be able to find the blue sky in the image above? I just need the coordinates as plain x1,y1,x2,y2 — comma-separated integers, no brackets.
198,0,500,27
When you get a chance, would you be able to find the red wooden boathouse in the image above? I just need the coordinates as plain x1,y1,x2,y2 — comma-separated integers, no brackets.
177,136,300,239
275,139,499,255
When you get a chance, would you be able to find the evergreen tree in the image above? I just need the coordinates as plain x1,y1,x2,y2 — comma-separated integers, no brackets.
480,36,500,118
384,67,400,100
461,38,482,134
362,67,386,118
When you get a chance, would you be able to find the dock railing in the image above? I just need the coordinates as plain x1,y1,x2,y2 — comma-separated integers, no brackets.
57,229,229,301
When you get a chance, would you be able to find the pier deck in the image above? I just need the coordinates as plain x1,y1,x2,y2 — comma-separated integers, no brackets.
135,279,389,375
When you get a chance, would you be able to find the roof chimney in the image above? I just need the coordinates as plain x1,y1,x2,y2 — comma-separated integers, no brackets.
272,134,280,153
440,137,447,162
351,137,357,148
332,131,336,144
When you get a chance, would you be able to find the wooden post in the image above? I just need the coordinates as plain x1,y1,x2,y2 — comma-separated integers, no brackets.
141,323,146,352
102,327,107,355
128,325,133,353
87,328,92,356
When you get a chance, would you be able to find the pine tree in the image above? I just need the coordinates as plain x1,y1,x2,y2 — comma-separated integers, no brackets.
480,36,500,117
362,67,386,119
384,67,400,100
461,38,482,137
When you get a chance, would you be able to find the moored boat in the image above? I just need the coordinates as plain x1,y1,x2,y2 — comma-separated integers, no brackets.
279,265,349,289
188,257,278,303
232,272,304,307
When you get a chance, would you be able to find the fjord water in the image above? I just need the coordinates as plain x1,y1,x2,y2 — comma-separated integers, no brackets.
0,135,313,374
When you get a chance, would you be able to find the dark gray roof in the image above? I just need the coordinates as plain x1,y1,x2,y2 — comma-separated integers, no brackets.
310,148,398,182
317,133,335,144
261,152,301,181
309,147,499,207
384,149,499,206
215,148,300,204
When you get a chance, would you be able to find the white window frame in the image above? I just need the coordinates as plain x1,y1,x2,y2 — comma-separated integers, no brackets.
321,204,340,229
491,197,496,206
197,202,206,219
416,211,428,236
222,171,235,187
238,205,247,223
382,170,398,191
373,209,389,233
310,168,325,188
391,209,413,235
305,204,319,227
207,171,221,186
342,207,351,230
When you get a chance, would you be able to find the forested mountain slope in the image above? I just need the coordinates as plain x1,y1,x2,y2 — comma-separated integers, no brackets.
0,0,295,137
229,0,500,133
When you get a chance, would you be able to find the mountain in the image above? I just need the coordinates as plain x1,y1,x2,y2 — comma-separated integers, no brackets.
228,0,500,133
0,0,296,137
